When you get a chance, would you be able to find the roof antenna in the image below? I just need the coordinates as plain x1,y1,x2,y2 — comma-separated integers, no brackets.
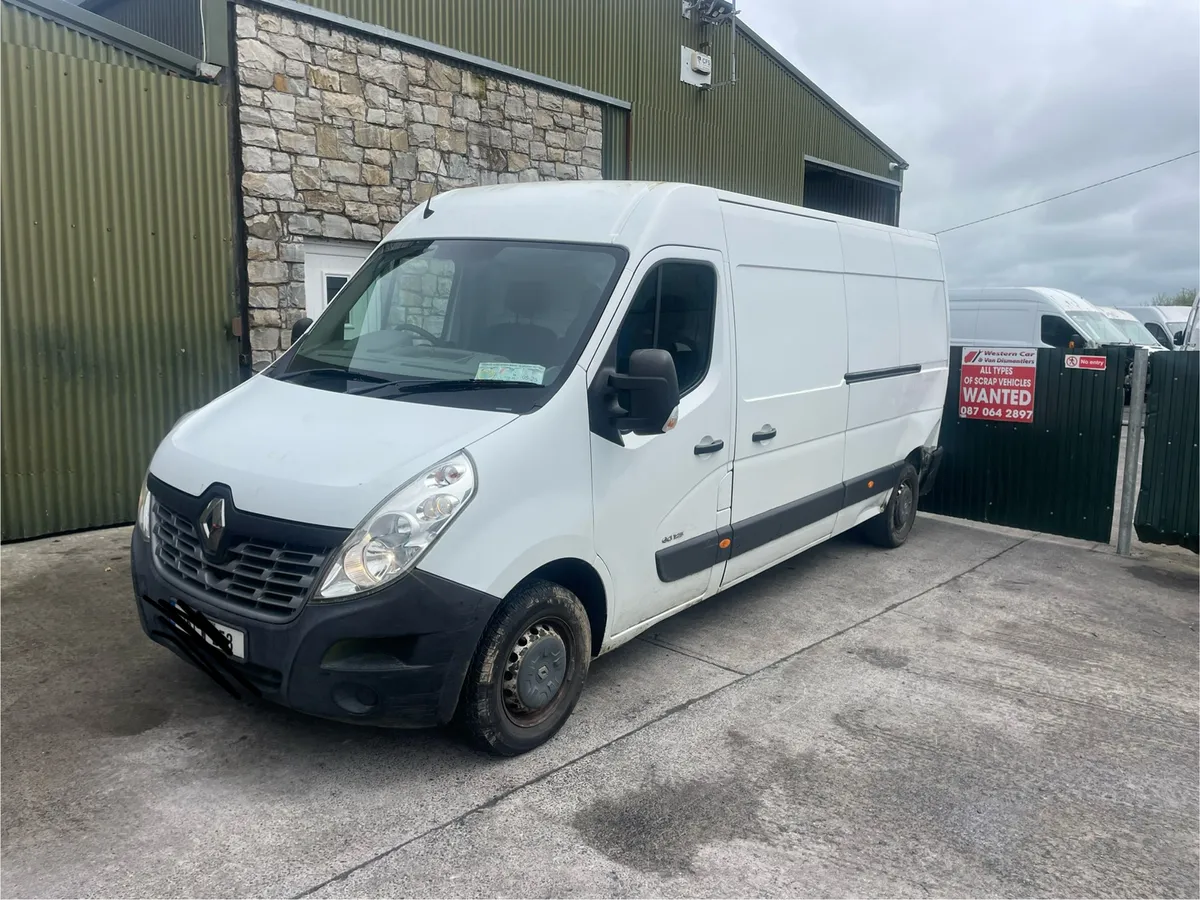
422,195,435,219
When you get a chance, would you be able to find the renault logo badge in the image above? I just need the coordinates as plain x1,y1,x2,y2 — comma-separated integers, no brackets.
199,497,226,555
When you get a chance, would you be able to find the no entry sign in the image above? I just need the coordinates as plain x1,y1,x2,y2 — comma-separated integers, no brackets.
1065,354,1106,371
959,347,1037,423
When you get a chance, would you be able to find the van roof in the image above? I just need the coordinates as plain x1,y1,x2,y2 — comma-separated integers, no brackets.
1123,305,1191,323
948,286,1100,312
384,181,937,248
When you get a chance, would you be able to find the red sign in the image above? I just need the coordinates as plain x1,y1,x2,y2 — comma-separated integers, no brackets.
1065,354,1106,371
959,347,1037,423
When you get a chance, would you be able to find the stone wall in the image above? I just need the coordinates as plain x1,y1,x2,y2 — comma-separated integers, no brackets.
233,3,604,368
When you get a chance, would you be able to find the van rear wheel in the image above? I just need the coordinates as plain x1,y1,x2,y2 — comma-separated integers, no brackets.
458,580,591,756
860,463,919,548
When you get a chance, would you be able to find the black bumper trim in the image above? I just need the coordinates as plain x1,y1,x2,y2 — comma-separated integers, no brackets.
131,534,501,727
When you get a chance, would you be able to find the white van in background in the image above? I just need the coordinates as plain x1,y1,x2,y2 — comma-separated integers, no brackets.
948,287,1127,349
130,181,950,755
1098,307,1165,351
1124,305,1194,350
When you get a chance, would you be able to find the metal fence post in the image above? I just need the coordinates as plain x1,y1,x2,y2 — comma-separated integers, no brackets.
1117,347,1150,555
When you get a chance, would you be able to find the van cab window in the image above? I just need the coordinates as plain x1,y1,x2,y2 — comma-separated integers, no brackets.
614,262,716,395
1041,314,1078,348
276,239,626,410
1144,321,1172,348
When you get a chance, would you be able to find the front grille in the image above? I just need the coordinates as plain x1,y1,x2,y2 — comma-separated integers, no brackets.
151,498,332,621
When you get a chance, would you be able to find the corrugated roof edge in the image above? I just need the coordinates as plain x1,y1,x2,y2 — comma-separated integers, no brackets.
6,0,204,74
251,0,633,111
737,19,907,168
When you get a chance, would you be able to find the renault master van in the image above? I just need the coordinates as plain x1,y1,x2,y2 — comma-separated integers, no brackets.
948,287,1127,349
131,182,949,755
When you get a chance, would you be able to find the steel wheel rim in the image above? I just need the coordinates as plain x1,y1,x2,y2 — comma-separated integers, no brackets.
501,617,572,728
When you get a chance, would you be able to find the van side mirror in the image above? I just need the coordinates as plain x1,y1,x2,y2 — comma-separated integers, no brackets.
1173,329,1184,346
291,317,313,345
610,349,680,435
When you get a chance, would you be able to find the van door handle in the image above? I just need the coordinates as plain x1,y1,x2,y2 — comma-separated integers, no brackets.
694,438,724,455
752,426,777,442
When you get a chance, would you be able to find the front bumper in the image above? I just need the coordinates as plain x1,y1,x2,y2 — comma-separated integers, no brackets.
131,535,500,727
917,446,944,497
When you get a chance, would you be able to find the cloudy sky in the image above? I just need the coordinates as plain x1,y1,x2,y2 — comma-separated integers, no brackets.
742,0,1200,307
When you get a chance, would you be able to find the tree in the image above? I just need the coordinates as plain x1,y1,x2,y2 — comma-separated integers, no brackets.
1152,287,1198,307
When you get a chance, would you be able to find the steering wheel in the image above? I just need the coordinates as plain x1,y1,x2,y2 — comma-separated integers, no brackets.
390,322,443,345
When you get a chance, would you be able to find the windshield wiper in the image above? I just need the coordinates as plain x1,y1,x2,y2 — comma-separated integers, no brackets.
349,378,543,397
270,367,392,385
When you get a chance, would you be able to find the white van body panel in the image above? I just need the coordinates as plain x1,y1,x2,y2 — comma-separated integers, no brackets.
719,203,849,584
418,367,604,603
715,198,948,587
149,181,949,660
149,375,515,528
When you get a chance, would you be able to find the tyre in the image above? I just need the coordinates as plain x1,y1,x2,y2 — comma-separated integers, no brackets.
458,580,591,756
860,462,919,548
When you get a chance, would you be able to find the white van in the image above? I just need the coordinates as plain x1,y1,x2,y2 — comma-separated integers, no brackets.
948,286,1127,349
131,182,949,755
1123,305,1194,350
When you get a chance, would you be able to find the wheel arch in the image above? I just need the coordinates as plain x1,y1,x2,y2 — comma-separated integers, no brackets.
513,558,608,656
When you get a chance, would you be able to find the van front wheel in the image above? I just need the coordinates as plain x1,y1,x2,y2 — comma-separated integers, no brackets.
458,580,591,756
860,463,919,548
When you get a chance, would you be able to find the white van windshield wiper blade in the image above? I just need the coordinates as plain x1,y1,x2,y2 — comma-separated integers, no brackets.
349,378,542,397
270,367,392,385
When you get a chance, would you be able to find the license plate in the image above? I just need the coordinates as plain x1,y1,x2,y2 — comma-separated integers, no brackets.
171,604,246,660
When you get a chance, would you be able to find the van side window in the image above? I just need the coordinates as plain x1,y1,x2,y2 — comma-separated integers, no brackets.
1144,321,1172,348
614,262,716,395
1041,314,1077,348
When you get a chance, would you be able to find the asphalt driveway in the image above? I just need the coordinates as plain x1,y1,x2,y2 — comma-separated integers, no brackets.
2,516,1196,898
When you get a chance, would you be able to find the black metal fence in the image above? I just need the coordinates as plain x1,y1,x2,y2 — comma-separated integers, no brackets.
923,346,1127,542
1135,351,1199,552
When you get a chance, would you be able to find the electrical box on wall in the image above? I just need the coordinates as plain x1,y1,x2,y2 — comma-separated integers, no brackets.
680,45,713,87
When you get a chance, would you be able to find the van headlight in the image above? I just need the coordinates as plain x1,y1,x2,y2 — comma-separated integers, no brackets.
315,452,476,600
136,476,153,540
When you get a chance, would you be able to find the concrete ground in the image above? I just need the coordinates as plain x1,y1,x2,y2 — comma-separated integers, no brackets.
2,516,1197,898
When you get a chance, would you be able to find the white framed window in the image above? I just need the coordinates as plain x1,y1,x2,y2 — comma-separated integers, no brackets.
303,239,375,321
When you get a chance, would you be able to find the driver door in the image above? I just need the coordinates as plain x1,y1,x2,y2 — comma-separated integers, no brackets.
587,247,734,637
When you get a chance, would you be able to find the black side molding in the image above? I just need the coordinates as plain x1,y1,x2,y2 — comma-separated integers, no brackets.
843,462,905,508
844,364,922,384
654,462,908,583
655,525,733,583
728,484,844,559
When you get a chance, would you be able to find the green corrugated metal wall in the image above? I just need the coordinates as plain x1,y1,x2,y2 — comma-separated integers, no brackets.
1135,351,1199,552
2,1,163,71
1,36,238,540
293,0,898,203
600,104,629,180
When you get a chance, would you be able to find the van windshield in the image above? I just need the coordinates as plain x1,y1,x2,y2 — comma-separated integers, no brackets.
274,239,627,409
1106,317,1159,347
1068,310,1129,345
